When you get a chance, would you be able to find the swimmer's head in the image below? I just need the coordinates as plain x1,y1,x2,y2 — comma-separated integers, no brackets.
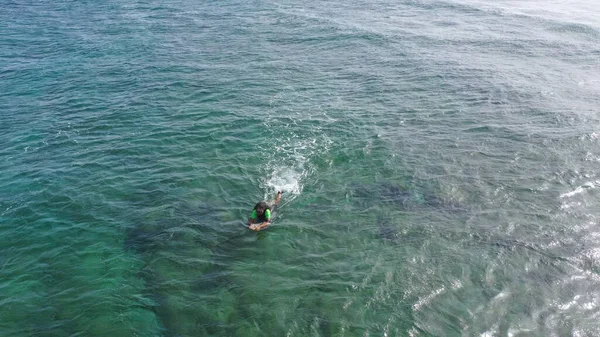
254,201,269,215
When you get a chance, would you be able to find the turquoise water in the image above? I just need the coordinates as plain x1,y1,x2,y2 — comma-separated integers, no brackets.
2,0,600,336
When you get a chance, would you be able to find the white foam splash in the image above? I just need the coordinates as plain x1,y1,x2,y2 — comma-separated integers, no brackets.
480,331,497,337
265,166,303,196
260,130,331,201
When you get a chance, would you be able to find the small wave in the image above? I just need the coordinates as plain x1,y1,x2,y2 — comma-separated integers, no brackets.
412,286,445,312
560,180,600,198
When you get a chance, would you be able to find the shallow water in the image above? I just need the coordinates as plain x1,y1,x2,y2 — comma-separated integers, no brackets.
1,0,600,336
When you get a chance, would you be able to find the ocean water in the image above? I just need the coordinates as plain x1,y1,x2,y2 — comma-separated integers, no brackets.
1,0,600,336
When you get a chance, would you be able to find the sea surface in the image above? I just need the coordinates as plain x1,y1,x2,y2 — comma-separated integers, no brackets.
1,0,600,336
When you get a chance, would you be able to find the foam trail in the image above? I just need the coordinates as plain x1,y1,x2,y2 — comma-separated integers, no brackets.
259,88,334,202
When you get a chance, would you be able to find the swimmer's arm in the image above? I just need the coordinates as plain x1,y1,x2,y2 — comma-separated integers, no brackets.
248,218,268,231
249,218,266,231
254,221,271,231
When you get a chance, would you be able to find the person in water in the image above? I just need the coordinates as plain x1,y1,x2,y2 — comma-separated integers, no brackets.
248,191,283,231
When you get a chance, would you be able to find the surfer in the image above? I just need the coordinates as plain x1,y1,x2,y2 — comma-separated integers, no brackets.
248,191,283,231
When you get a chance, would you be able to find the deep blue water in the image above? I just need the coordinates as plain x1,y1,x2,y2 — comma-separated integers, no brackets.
1,0,600,336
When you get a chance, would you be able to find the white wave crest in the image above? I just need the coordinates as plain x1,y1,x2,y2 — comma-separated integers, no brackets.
560,180,600,199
